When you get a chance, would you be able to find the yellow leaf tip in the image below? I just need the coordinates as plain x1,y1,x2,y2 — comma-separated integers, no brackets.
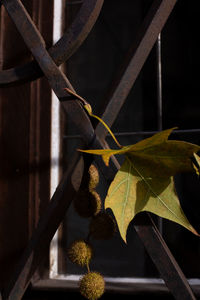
122,237,127,244
168,127,178,135
102,155,110,166
104,160,110,167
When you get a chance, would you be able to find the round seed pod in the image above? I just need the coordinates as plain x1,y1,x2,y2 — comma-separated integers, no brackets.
79,272,105,300
89,212,116,240
88,164,99,191
67,239,93,267
74,189,102,218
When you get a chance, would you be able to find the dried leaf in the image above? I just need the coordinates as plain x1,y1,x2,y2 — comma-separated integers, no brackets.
105,156,198,242
79,128,200,242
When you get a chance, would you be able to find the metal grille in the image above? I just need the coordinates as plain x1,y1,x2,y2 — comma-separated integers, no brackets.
0,0,199,299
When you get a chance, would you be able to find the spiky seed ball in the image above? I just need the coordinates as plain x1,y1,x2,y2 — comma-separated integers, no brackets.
88,164,99,191
90,190,102,215
67,240,93,267
79,272,105,300
74,189,101,218
89,212,116,240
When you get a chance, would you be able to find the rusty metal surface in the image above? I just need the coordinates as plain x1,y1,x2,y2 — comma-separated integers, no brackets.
2,151,83,300
1,0,96,145
134,214,196,300
96,0,177,140
0,0,104,86
0,0,196,300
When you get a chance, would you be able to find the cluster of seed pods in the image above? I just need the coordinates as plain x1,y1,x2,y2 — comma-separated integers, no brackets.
67,164,116,299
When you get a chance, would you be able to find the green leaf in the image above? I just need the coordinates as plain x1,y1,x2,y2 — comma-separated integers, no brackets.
79,128,200,242
79,128,200,170
105,156,199,243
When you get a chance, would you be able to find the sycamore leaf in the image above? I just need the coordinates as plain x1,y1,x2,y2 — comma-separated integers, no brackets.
105,156,199,242
79,128,200,242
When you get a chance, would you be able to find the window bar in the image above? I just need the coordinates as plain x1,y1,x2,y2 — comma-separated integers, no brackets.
156,33,163,234
63,128,200,140
157,33,163,132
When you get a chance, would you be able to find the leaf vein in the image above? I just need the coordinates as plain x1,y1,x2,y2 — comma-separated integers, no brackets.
121,160,132,233
108,178,129,199
126,157,180,220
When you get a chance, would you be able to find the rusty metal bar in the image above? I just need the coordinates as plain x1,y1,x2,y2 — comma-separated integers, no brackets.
0,0,196,300
1,0,72,96
134,214,196,300
2,151,82,300
156,33,163,131
1,0,96,144
95,0,177,140
0,0,104,86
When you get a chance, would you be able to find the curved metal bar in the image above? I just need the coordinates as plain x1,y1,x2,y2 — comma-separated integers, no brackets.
0,0,104,86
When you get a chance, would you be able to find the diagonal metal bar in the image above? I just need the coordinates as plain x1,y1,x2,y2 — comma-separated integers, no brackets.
95,0,177,139
0,0,104,86
135,214,196,300
1,0,196,300
2,151,83,300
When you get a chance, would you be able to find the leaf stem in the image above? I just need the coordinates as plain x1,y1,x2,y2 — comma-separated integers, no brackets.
87,263,90,273
64,87,122,148
89,112,122,148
